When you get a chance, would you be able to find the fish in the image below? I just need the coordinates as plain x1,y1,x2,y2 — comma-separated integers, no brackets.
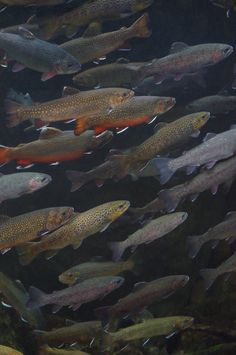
34,0,153,40
0,206,74,253
0,128,113,167
74,95,176,135
0,272,44,328
27,276,124,313
102,316,194,350
158,155,236,213
155,125,236,184
143,42,233,84
59,257,137,285
16,200,130,265
38,345,89,355
0,345,23,355
187,211,236,258
34,320,102,346
109,212,188,261
129,196,166,220
186,94,236,115
200,251,236,289
0,172,51,203
73,59,148,88
0,27,81,81
0,0,65,5
210,0,236,16
107,112,210,179
95,275,189,324
61,14,151,65
5,86,134,130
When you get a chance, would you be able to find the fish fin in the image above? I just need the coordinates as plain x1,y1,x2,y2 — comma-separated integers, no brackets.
187,235,205,258
27,286,46,309
95,306,111,327
82,22,102,37
72,240,82,250
74,118,88,135
132,281,147,292
18,26,35,40
200,268,218,290
203,132,217,142
66,170,87,192
65,24,79,38
71,303,81,311
158,189,179,212
0,145,11,165
108,154,130,179
225,211,236,220
0,215,10,224
186,165,197,175
1,248,11,255
62,86,80,97
12,62,26,72
95,126,107,134
44,249,59,260
154,157,175,184
116,57,130,64
52,304,63,314
108,241,125,261
95,179,104,188
153,122,168,132
169,42,189,54
101,330,115,351
16,242,38,265
5,99,22,128
39,127,62,140
15,279,27,293
130,13,151,38
191,130,200,138
41,72,56,81
26,14,37,24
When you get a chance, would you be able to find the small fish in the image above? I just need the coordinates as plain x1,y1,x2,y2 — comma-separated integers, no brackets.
187,211,236,258
34,320,102,346
0,0,65,5
34,0,153,40
186,94,236,114
59,257,137,285
0,172,51,203
17,201,130,265
74,95,176,135
0,345,23,355
155,125,236,184
109,212,188,261
38,345,89,355
96,275,189,324
0,27,80,81
61,14,151,65
200,251,236,289
5,87,133,130
0,128,113,166
0,206,74,253
102,316,194,350
143,42,233,84
0,272,44,328
27,276,124,313
129,196,166,219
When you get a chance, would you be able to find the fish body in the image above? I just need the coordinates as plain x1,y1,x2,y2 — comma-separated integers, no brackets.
35,320,102,346
0,345,23,355
129,196,166,219
201,251,236,289
74,95,176,135
17,200,130,265
0,206,74,252
27,276,124,312
109,212,188,261
38,345,89,355
0,172,51,203
144,42,233,84
96,275,189,323
0,272,44,328
210,0,236,15
156,126,236,184
61,14,151,65
186,95,236,114
0,0,65,5
0,128,113,166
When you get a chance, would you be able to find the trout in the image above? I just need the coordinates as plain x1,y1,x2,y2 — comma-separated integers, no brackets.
0,345,23,355
38,345,89,355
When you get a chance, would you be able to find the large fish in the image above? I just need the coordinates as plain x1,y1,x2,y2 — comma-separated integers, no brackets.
96,275,189,324
0,345,23,355
27,276,124,313
186,94,236,115
5,86,133,130
17,200,130,265
109,212,188,261
0,0,65,5
0,172,51,203
0,27,80,81
187,211,236,258
143,42,233,84
155,126,236,184
200,251,236,289
38,345,89,355
0,128,113,167
61,14,151,65
0,206,74,253
0,272,44,329
74,95,176,135
34,0,153,39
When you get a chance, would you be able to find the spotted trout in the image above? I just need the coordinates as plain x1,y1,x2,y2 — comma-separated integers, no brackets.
0,0,65,5
0,345,23,355
38,346,89,355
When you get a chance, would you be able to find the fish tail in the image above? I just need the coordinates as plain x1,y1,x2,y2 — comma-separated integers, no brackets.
27,286,47,309
154,157,176,184
66,170,88,192
200,268,218,290
33,330,46,344
108,154,130,180
0,145,11,165
187,235,205,258
131,13,151,38
74,118,88,135
4,99,22,128
95,306,112,327
16,242,39,265
126,254,141,275
101,330,116,351
108,241,125,261
37,15,60,40
158,188,180,212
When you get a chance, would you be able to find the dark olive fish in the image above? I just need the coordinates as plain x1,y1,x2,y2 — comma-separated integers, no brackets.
186,94,236,115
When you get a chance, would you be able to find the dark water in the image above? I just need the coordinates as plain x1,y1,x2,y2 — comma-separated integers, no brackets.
0,1,236,354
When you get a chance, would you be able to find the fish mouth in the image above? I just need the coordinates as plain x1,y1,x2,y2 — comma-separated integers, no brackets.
222,45,234,58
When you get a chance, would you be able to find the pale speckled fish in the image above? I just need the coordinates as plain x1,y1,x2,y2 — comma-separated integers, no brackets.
187,211,236,258
16,200,130,265
0,272,44,329
0,345,23,355
38,345,89,355
27,276,124,313
0,172,51,203
109,211,188,261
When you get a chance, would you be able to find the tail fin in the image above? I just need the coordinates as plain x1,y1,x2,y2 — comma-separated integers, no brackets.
95,306,112,327
131,13,151,38
66,170,87,192
5,99,22,128
158,188,180,213
101,330,116,351
108,154,130,180
0,145,11,165
16,242,39,266
187,235,205,258
125,254,141,276
27,286,47,309
154,157,175,184
37,15,60,40
108,241,125,262
200,268,218,290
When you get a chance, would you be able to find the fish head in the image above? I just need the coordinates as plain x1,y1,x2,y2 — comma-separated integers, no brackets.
54,55,81,75
108,89,134,110
106,200,131,222
102,276,124,292
171,275,190,290
46,206,74,231
173,211,188,226
154,96,176,114
59,270,77,285
28,173,52,192
73,71,95,87
132,0,154,12
172,316,194,331
208,43,233,63
191,111,210,130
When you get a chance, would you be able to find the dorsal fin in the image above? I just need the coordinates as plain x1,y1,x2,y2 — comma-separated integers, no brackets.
0,215,10,224
39,127,62,140
169,42,189,54
203,132,217,142
26,15,37,24
18,26,35,40
62,86,80,97
82,22,102,37
132,281,147,292
15,279,27,293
